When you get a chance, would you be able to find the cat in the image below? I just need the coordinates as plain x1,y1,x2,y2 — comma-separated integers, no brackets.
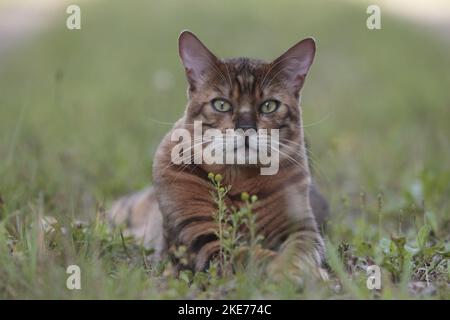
110,31,329,281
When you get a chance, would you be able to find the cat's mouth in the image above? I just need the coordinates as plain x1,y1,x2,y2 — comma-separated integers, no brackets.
240,136,251,149
234,135,259,152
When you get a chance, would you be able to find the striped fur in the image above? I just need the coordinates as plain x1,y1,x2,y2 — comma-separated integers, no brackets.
109,31,329,280
109,187,165,260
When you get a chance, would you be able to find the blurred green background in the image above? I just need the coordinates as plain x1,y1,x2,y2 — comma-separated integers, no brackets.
0,0,449,298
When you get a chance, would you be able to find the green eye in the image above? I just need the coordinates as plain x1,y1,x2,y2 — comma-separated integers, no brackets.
260,100,279,114
212,99,232,112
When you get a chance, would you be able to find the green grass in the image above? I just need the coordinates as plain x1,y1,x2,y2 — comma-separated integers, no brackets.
0,0,449,299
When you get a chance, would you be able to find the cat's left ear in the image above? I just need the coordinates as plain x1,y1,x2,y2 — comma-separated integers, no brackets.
271,37,316,93
178,30,219,90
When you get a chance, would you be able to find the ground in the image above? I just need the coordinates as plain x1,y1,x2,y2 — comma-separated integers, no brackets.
0,0,449,299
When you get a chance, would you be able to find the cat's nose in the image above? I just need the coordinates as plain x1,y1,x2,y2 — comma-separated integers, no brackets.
236,112,257,131
236,123,257,131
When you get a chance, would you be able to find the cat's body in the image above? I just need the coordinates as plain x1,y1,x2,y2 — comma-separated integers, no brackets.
110,31,329,280
110,178,328,264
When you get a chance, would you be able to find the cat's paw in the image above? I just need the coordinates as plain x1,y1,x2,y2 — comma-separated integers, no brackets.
267,255,329,286
233,245,277,268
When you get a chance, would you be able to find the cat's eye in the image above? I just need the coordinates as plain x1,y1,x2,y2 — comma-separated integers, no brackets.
259,100,280,114
211,99,232,112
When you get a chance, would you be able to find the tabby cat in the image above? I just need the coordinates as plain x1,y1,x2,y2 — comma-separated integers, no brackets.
110,31,329,281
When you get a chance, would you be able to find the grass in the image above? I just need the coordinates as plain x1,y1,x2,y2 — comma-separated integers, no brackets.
0,0,449,299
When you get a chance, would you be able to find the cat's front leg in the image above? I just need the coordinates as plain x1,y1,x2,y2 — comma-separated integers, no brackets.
154,170,222,271
268,215,329,284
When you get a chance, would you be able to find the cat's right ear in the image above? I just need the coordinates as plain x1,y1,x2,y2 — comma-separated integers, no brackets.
270,37,316,94
178,31,218,90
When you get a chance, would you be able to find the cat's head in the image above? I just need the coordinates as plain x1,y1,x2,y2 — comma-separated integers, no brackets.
177,31,315,172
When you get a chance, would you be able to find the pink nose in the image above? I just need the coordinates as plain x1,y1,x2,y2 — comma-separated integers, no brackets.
236,112,256,131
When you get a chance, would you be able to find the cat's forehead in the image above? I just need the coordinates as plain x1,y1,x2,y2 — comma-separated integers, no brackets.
215,57,276,98
222,57,268,76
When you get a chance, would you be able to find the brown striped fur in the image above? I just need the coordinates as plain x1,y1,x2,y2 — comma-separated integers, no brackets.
109,31,329,281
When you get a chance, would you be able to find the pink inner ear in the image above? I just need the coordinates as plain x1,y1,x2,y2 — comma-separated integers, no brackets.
293,56,314,77
184,67,194,79
283,49,314,78
272,38,315,91
183,52,208,78
179,32,217,85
